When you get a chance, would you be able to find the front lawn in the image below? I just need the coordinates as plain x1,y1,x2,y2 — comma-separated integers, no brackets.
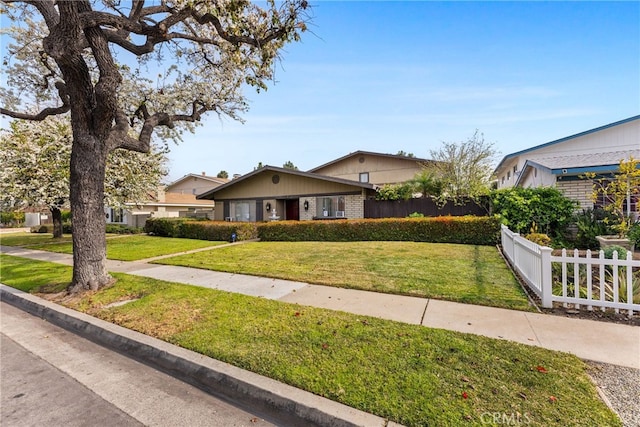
0,232,73,246
26,234,225,261
0,254,620,427
157,241,532,311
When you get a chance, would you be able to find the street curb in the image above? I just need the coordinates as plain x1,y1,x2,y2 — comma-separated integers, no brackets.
1,284,399,427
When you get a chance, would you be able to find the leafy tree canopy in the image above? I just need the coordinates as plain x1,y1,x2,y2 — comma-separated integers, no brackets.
0,0,309,292
429,130,498,199
282,160,298,170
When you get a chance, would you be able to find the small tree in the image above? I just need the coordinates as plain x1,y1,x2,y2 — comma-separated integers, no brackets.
0,1,308,292
429,130,498,201
410,169,443,199
375,183,414,201
217,170,229,179
586,157,640,237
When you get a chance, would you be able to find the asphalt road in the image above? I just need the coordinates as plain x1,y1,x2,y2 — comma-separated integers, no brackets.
0,302,279,427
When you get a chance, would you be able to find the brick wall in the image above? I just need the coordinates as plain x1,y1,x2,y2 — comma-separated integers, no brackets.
557,180,594,210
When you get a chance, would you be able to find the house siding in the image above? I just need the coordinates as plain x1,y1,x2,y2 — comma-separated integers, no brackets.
212,172,365,200
313,154,425,185
496,118,640,190
556,179,594,210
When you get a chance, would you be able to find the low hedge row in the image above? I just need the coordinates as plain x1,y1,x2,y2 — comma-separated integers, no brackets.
257,216,501,245
144,218,258,241
145,216,500,245
31,222,73,234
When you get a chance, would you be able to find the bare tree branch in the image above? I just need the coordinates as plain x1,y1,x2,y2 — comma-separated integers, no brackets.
0,81,70,120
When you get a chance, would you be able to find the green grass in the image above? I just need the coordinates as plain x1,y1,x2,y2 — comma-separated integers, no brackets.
25,234,225,261
0,232,73,246
157,241,532,311
0,254,621,427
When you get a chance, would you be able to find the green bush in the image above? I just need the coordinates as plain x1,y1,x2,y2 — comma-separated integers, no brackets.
144,218,258,241
603,245,629,260
30,225,51,233
144,217,189,237
525,233,552,246
30,222,73,234
573,208,616,249
627,221,640,248
257,216,501,245
178,221,258,241
105,224,142,234
1,211,25,226
490,187,577,238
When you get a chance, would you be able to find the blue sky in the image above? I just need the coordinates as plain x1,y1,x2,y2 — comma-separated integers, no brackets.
2,2,638,182
168,1,639,181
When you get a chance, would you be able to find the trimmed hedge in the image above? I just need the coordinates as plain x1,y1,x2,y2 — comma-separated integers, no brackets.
144,218,258,241
30,222,73,234
105,224,143,234
257,216,501,245
143,216,501,245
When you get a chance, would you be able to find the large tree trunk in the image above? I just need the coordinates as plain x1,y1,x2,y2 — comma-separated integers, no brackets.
67,135,113,293
51,206,63,239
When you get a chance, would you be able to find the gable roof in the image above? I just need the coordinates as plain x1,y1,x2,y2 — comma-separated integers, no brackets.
166,173,228,188
197,165,377,200
515,149,640,186
494,115,640,175
308,150,431,173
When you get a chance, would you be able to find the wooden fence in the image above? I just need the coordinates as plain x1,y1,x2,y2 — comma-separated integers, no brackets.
364,197,489,219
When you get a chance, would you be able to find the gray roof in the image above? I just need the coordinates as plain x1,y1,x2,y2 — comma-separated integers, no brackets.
533,149,640,170
494,115,640,174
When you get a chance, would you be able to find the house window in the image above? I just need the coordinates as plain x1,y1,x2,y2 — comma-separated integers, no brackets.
109,208,124,223
501,176,505,185
593,180,638,213
229,201,256,222
513,165,517,174
507,171,511,180
359,172,369,183
316,196,346,218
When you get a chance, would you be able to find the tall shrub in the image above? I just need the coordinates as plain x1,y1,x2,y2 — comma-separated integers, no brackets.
490,187,577,237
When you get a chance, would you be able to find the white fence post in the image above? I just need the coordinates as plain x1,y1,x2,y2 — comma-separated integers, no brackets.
540,246,553,308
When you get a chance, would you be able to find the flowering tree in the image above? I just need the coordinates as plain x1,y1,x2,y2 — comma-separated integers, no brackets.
0,117,168,238
0,0,308,292
587,157,640,237
427,130,498,201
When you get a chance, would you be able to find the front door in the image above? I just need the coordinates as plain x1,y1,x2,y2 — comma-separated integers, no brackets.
285,199,300,220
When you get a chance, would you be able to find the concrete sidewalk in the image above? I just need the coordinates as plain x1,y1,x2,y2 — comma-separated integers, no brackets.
2,245,639,369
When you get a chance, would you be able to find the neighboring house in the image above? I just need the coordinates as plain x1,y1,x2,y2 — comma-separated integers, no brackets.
197,151,432,222
198,166,377,221
309,150,433,185
494,115,640,211
106,173,227,227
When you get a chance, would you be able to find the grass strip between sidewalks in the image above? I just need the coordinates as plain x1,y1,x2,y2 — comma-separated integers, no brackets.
1,233,225,261
157,241,533,311
0,254,620,427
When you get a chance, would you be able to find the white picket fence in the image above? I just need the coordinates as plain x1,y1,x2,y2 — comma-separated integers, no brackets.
500,225,640,316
